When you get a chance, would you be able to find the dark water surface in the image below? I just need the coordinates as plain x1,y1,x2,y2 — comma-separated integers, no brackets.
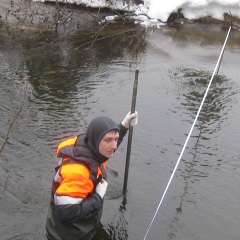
0,23,240,240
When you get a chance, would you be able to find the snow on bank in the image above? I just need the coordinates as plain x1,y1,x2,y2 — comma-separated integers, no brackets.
146,0,240,22
34,0,240,24
33,0,140,12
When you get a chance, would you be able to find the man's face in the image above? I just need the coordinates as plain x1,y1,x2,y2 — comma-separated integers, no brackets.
99,131,119,158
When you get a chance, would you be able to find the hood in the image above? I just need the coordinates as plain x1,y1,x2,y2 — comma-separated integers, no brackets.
85,116,119,162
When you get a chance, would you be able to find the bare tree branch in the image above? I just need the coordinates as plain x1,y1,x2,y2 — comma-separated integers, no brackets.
0,77,29,156
74,27,143,49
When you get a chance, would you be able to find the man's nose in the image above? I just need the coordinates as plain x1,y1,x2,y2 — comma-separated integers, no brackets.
111,140,118,149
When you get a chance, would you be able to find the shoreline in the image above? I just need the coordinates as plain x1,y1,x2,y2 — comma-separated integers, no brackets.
1,1,240,31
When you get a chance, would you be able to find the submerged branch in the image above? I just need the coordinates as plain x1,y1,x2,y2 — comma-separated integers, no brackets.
0,77,29,156
0,175,9,201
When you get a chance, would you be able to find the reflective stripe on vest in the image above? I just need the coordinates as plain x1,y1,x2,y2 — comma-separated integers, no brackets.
54,195,83,205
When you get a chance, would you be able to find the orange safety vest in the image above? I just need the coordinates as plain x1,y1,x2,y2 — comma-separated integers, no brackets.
53,135,107,200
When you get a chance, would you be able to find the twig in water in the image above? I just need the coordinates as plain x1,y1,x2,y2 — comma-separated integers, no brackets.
0,77,29,156
0,175,9,201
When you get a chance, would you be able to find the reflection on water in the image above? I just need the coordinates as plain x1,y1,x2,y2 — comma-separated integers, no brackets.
163,23,240,48
162,64,240,239
0,23,146,146
174,67,236,127
92,197,128,240
170,65,237,182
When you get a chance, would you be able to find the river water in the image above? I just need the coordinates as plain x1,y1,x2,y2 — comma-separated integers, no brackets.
0,20,240,240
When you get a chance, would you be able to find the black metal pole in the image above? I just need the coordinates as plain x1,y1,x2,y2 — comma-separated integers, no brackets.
123,69,139,195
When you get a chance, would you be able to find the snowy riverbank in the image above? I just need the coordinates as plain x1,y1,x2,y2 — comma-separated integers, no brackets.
1,0,240,31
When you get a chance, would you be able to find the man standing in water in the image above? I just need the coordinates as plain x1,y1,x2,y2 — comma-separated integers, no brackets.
46,111,138,240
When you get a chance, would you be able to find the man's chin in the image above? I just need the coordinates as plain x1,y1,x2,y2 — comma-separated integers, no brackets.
106,152,114,158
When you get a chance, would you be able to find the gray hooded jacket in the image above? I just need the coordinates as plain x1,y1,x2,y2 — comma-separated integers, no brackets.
46,117,127,240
